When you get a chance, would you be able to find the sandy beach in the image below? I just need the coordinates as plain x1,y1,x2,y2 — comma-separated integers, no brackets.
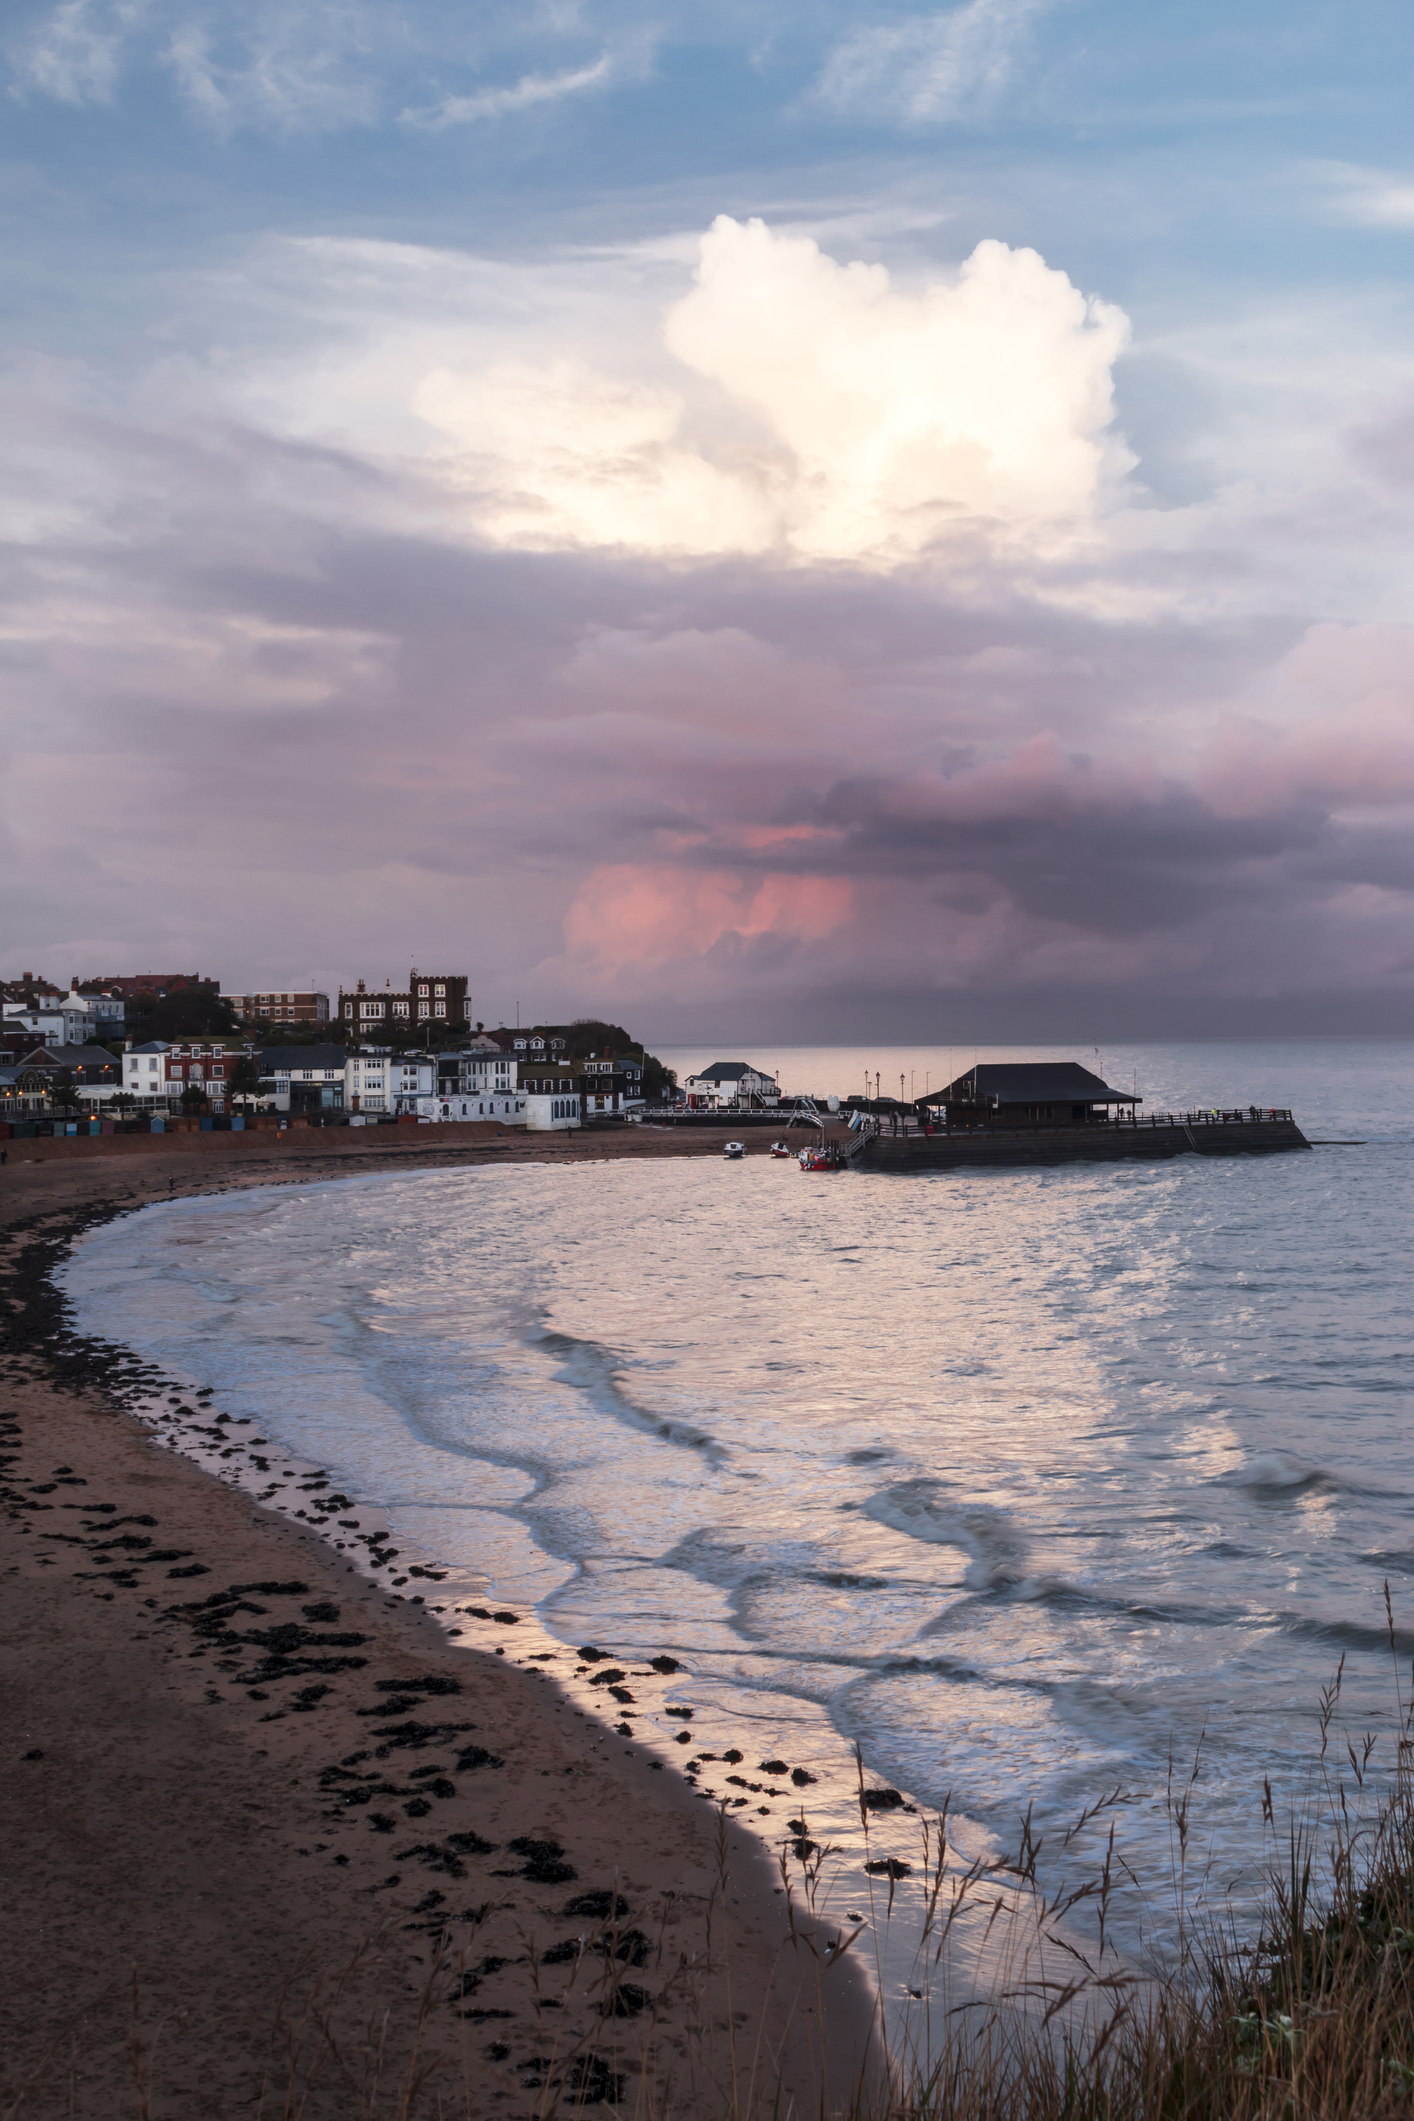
0,1132,874,2120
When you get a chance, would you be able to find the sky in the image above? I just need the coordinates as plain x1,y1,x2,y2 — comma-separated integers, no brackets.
2,0,1412,1041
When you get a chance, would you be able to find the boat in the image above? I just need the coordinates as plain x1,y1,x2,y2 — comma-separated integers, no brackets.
723,1141,745,1159
798,1145,840,1172
769,1140,791,1158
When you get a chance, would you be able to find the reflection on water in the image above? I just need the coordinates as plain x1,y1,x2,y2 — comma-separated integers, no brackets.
61,1040,1412,1949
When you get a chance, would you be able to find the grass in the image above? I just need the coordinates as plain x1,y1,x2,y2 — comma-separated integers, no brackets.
854,1583,1414,2121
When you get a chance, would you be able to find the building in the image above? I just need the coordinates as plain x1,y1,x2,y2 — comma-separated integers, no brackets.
416,1088,527,1124
343,1049,439,1115
3,994,104,1048
578,1057,645,1118
75,989,125,1031
261,1045,348,1116
521,1065,581,1132
0,1062,55,1118
86,973,207,1000
123,1038,254,1114
448,1049,518,1098
346,1048,391,1115
917,1063,1141,1128
339,970,469,1033
410,1048,523,1122
682,1061,780,1108
233,991,329,1026
488,1027,568,1057
33,1043,124,1108
0,972,62,1005
3,1044,123,1112
122,1042,173,1110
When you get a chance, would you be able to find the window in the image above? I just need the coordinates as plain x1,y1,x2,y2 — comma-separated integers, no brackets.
418,984,429,997
434,983,445,996
212,1065,225,1079
434,1000,446,1016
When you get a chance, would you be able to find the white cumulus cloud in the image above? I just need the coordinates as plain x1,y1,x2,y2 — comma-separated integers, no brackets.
411,214,1132,565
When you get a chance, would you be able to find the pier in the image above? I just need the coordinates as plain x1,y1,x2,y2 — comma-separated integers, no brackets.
843,1106,1311,1170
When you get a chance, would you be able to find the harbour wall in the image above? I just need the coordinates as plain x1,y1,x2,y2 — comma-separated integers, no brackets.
850,1116,1310,1170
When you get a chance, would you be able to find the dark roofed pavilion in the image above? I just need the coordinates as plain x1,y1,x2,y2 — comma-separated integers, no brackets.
918,1062,1139,1128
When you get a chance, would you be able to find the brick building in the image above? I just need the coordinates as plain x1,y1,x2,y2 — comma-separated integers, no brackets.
87,973,207,999
339,970,469,1033
233,990,330,1026
122,1038,254,1113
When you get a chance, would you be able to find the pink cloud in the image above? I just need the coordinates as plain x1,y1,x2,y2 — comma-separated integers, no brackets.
562,863,854,978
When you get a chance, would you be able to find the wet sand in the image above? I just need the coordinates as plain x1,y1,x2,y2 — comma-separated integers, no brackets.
0,1135,874,2120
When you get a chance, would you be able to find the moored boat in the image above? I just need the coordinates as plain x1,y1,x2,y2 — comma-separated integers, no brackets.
723,1140,745,1159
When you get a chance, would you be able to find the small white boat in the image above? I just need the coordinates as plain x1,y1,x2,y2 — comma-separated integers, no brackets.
769,1140,791,1158
723,1140,746,1159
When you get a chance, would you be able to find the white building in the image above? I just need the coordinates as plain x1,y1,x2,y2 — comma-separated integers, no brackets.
343,1050,440,1115
682,1060,780,1108
524,1089,580,1131
122,1041,174,1111
4,997,93,1047
456,1051,517,1098
346,1049,392,1114
73,987,126,1031
415,1090,527,1124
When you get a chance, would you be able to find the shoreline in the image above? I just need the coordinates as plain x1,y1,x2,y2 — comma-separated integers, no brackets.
0,1141,881,2118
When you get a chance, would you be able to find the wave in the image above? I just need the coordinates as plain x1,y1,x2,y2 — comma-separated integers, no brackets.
863,1481,1066,1599
534,1325,726,1461
1227,1450,1337,1492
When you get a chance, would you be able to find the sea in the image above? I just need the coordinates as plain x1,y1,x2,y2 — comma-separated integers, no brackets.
60,1040,1412,1978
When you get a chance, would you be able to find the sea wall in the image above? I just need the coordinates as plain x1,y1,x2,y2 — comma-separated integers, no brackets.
852,1117,1311,1170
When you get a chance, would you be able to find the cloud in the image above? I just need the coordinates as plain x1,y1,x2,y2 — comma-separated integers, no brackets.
403,50,622,129
1,221,1410,1037
815,0,1044,123
564,866,855,978
162,7,382,132
9,0,149,105
412,215,1132,563
1319,162,1414,229
8,0,636,134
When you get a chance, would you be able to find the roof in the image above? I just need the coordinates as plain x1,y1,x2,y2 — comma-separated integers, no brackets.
920,1063,1139,1107
262,1045,349,1071
22,1044,121,1068
127,1040,170,1054
690,1061,776,1082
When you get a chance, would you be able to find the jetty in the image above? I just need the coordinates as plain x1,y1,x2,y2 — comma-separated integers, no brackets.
842,1062,1310,1170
